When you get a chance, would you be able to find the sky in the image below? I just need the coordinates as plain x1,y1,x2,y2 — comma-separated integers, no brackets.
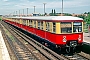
0,0,90,15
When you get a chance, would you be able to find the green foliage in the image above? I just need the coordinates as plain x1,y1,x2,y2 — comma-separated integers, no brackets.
64,13,72,16
84,14,90,24
77,15,85,19
84,12,90,14
49,9,58,16
75,12,90,24
0,17,2,21
52,9,53,14
83,24,88,33
49,9,54,16
53,9,57,16
44,13,47,16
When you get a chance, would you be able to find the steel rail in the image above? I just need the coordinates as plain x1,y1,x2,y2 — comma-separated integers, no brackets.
2,21,68,60
1,21,38,60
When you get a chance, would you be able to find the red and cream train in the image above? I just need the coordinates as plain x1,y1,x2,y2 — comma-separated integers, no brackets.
3,16,83,52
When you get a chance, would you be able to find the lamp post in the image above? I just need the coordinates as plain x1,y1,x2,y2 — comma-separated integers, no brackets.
27,8,28,16
23,9,24,16
43,3,46,16
16,11,17,16
13,11,15,17
61,0,63,16
33,6,36,13
19,10,20,17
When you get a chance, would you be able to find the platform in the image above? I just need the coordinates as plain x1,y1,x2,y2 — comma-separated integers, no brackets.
0,30,11,60
84,32,90,43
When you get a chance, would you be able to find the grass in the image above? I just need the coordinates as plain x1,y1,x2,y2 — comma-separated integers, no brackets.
5,29,15,42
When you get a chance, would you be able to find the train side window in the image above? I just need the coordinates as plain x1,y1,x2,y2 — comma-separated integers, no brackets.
38,21,41,29
14,19,15,22
16,19,18,23
26,20,27,25
25,20,26,25
18,19,20,23
41,21,43,30
22,20,23,24
46,22,50,32
23,20,26,25
53,22,56,33
27,20,29,26
16,19,17,23
46,22,48,31
15,19,17,23
29,20,32,27
61,22,72,33
29,20,30,26
33,21,36,28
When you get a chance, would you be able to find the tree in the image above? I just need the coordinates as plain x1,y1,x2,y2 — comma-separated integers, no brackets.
78,15,85,19
54,9,56,16
0,17,2,21
64,13,72,16
84,13,90,24
49,9,54,16
84,12,87,14
88,12,90,14
86,14,90,24
44,13,47,16
52,9,53,15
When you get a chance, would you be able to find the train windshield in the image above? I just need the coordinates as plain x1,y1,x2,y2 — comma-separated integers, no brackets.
60,22,82,33
73,22,82,33
61,22,72,33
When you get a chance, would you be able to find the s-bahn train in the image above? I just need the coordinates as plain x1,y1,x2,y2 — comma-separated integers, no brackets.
3,16,83,52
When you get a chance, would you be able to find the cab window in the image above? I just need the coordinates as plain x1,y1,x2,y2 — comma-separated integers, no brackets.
61,22,72,33
73,22,82,32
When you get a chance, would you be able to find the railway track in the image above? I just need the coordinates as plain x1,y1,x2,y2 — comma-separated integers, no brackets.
0,22,17,60
0,22,39,60
1,21,90,60
63,52,90,60
1,21,68,60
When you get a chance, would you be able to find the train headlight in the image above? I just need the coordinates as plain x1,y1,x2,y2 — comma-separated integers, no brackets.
70,41,77,47
78,35,81,41
63,36,67,42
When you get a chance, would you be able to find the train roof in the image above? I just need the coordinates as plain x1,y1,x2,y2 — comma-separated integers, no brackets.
8,16,83,22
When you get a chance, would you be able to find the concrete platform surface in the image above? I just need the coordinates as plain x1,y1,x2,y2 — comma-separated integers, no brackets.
0,30,11,60
84,32,90,43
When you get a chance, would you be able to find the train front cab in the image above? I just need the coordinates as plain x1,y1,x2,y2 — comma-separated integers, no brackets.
54,21,83,52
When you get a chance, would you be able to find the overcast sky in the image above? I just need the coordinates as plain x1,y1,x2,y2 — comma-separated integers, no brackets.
0,0,90,15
